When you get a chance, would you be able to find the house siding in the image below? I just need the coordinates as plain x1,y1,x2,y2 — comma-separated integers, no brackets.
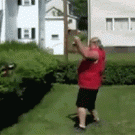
17,0,39,44
45,17,64,55
46,0,77,30
39,0,45,49
91,0,135,46
5,0,18,42
1,0,6,43
68,17,76,30
46,0,71,15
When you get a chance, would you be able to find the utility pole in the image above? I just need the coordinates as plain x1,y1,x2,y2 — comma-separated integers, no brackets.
64,0,68,62
88,0,91,46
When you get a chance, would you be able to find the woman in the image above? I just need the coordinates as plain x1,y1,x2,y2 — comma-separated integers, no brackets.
73,37,106,132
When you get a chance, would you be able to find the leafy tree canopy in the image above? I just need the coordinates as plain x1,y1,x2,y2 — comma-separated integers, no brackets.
69,0,87,17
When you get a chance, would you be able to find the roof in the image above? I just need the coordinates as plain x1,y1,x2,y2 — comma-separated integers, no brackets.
46,7,78,19
46,6,62,14
45,0,71,4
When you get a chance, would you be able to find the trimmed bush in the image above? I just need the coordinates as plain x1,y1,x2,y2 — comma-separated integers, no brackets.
0,41,58,130
77,30,88,42
54,60,135,85
0,41,58,95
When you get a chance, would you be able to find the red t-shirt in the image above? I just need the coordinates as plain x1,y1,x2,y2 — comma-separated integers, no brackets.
78,48,106,90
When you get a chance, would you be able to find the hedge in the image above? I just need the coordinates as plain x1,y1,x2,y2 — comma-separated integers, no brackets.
0,41,58,106
53,60,135,85
0,41,58,130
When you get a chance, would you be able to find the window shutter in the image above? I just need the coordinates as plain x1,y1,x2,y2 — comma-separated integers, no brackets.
18,0,22,5
18,28,21,39
31,0,35,5
31,28,35,39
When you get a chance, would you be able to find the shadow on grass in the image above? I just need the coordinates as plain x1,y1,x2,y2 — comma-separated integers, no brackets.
0,78,53,131
66,113,95,127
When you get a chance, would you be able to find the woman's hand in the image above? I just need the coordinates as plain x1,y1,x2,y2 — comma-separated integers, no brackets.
74,36,81,45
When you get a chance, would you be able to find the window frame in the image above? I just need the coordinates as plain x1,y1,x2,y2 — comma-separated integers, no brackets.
23,0,31,6
68,19,72,24
51,34,59,40
69,3,73,15
18,28,36,39
131,18,135,31
114,18,128,31
106,18,113,31
23,28,31,39
105,17,135,31
18,0,35,6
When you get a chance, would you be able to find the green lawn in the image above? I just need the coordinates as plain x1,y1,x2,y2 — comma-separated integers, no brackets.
1,84,135,135
106,53,135,63
55,52,135,63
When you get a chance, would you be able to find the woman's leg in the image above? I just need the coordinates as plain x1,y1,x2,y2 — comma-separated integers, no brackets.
77,107,87,128
87,90,99,122
76,88,88,128
89,109,100,122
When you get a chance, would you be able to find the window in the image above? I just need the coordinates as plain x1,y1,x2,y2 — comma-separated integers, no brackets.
18,0,35,6
69,4,73,15
24,0,30,5
52,11,56,16
24,28,30,38
18,28,35,39
52,34,59,40
106,17,130,31
106,18,112,30
68,19,72,24
114,18,128,30
131,18,135,30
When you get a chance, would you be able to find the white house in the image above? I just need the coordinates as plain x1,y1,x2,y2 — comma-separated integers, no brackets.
45,16,64,55
0,0,75,55
90,0,135,48
0,0,45,49
45,0,78,30
44,0,78,55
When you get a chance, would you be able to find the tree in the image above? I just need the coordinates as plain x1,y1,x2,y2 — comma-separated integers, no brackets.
69,0,87,17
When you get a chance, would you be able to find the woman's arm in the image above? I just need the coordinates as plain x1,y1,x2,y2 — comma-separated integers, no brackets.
101,59,107,83
74,37,99,60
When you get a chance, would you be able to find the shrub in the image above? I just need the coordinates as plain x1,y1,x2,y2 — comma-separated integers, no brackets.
54,60,135,85
0,41,58,95
0,41,59,129
77,30,88,42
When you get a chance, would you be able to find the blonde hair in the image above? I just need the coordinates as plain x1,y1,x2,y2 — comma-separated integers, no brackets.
89,37,103,49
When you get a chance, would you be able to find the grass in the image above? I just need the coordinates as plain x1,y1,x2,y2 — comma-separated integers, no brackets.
1,84,135,135
55,52,135,64
106,53,135,63
58,34,135,63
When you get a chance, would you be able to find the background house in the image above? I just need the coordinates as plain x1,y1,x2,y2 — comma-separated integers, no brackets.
0,0,78,55
0,0,45,49
45,0,78,30
90,0,135,53
45,0,78,55
45,16,64,55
